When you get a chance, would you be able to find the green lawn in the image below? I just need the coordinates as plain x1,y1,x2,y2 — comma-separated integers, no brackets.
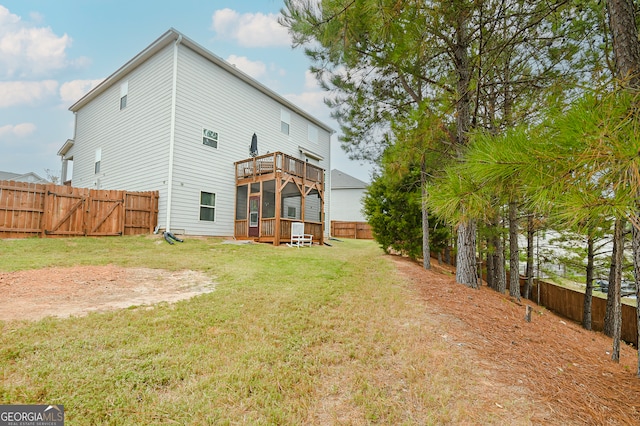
0,236,506,425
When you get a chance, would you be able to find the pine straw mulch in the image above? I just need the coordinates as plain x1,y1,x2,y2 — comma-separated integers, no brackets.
391,256,640,425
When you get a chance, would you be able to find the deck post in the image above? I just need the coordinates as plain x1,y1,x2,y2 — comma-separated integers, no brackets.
274,166,282,245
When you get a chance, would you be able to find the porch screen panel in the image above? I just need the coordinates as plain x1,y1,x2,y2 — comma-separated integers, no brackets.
236,185,248,220
304,188,322,222
281,181,301,220
262,180,275,218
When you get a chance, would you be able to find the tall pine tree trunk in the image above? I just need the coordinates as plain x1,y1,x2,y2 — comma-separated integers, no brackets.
604,218,623,362
456,221,478,288
604,219,623,336
453,3,478,287
606,0,640,88
583,234,595,330
605,0,640,373
493,232,506,294
509,200,521,300
421,158,431,270
524,214,535,300
486,237,495,289
632,224,640,375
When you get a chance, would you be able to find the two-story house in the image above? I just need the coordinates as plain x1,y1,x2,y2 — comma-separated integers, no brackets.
58,28,333,243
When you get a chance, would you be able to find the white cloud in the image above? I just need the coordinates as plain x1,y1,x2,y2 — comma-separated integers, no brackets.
0,122,36,139
0,5,72,78
304,70,319,90
212,8,290,48
59,79,104,105
0,80,58,107
225,55,267,79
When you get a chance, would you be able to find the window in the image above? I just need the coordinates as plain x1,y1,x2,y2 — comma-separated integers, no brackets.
308,124,318,144
120,81,128,110
200,192,216,221
280,109,290,135
94,148,101,174
203,128,218,148
287,207,297,218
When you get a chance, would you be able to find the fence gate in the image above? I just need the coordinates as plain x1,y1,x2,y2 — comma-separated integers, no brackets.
42,186,128,237
87,189,125,236
43,185,88,236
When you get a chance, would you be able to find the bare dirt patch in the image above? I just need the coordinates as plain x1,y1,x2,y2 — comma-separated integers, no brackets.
0,265,215,321
392,256,640,425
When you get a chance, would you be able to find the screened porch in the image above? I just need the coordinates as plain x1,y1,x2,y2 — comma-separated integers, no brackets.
233,152,324,245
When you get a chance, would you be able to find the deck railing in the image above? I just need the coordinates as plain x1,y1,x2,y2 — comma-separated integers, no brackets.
235,152,323,185
234,218,323,243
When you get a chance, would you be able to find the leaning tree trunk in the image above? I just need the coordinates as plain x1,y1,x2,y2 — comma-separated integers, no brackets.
524,214,535,300
421,158,431,270
509,199,521,300
583,234,595,331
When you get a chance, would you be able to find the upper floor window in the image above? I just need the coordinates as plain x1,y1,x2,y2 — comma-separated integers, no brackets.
280,109,290,135
203,128,218,148
308,124,318,144
120,81,128,110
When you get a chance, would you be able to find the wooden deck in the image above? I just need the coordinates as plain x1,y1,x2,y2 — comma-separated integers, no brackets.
235,152,323,184
234,152,324,245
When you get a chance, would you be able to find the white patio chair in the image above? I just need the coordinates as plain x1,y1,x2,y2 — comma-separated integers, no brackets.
289,222,313,247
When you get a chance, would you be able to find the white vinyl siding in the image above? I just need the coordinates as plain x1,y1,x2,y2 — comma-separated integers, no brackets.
331,188,366,222
69,44,174,224
308,124,318,144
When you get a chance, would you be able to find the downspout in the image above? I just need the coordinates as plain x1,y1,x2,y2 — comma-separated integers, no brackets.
165,34,182,232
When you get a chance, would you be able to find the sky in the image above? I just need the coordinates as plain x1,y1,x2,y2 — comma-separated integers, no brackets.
0,0,373,183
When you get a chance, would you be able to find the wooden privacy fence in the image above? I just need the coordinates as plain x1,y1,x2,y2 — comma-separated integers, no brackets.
532,278,638,347
331,220,373,239
500,271,638,347
0,181,158,238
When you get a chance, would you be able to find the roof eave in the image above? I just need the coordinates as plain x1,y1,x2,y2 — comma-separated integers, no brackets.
68,28,335,135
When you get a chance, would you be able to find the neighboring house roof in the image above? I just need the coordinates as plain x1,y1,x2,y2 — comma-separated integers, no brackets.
0,171,48,183
331,169,368,189
69,28,334,135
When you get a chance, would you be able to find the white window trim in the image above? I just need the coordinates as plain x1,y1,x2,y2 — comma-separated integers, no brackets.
199,191,216,222
202,128,219,149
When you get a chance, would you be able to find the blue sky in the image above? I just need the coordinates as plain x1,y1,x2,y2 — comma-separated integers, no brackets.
0,0,372,182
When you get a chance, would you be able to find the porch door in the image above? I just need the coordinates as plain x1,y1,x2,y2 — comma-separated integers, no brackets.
248,195,260,237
